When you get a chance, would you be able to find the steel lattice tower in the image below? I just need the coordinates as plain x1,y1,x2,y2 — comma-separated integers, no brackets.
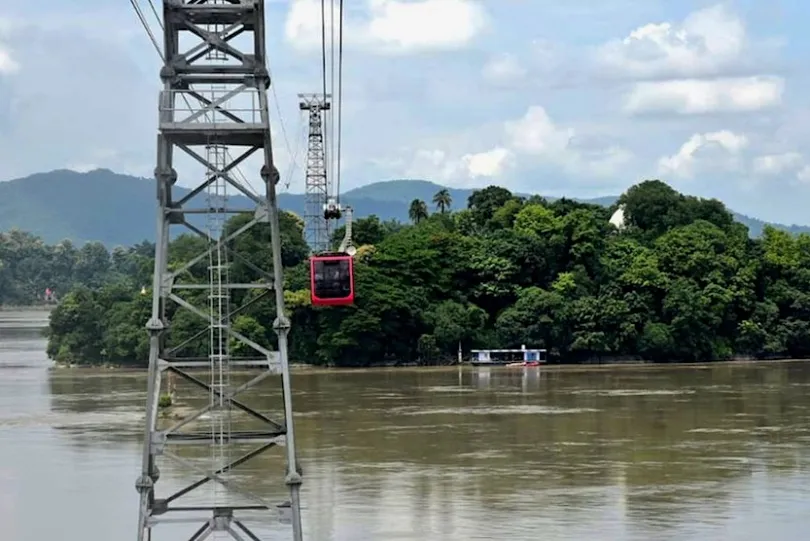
298,93,331,253
136,2,303,540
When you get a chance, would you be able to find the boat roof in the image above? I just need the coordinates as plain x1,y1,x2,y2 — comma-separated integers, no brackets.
471,348,547,353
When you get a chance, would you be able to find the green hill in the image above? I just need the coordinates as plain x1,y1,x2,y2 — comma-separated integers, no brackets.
345,179,446,201
0,168,806,245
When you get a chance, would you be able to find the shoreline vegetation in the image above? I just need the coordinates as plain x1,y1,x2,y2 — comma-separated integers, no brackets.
6,180,810,368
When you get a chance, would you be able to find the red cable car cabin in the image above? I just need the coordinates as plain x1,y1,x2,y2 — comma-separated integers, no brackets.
310,253,355,306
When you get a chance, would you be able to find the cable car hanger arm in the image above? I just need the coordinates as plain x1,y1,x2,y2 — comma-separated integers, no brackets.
338,205,354,255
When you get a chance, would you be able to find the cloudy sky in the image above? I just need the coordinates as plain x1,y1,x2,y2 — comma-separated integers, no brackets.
1,0,809,223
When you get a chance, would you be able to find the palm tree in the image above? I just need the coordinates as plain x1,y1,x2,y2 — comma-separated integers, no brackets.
432,189,452,213
408,199,429,223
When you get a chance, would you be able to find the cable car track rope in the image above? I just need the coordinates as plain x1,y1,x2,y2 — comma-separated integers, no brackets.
320,0,345,206
336,0,345,204
128,0,162,57
320,0,330,193
330,0,336,191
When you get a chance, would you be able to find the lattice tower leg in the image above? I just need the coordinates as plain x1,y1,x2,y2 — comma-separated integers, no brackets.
135,2,303,540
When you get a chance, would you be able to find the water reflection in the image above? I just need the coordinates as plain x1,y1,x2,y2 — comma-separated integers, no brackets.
5,310,810,539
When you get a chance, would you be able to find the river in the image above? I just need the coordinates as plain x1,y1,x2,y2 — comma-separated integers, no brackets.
2,311,810,540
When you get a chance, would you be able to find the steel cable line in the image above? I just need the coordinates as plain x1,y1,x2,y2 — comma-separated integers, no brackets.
329,0,337,194
146,0,161,29
320,0,330,190
336,0,344,204
128,0,162,58
319,0,344,204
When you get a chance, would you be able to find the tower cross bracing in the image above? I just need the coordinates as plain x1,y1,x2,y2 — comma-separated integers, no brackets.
135,2,303,540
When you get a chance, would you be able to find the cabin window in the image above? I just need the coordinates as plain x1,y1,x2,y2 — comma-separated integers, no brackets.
313,259,351,299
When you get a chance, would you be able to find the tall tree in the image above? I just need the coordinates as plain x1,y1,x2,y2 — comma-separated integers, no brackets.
432,189,452,213
408,199,429,223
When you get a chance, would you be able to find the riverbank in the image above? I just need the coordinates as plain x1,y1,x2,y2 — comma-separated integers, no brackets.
48,357,810,374
50,361,321,371
0,305,54,312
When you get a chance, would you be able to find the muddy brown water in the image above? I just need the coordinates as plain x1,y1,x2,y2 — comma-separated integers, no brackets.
2,311,810,540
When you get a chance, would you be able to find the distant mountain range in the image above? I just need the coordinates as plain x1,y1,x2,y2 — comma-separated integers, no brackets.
0,168,807,246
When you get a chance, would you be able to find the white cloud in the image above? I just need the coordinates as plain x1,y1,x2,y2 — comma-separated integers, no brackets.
750,153,810,186
505,106,574,156
624,76,784,115
366,0,486,51
504,106,632,178
661,140,810,185
402,149,467,183
462,147,513,177
401,146,513,186
575,146,635,177
658,130,748,179
0,47,17,74
482,53,525,84
284,0,344,51
797,166,810,183
597,5,783,116
285,0,487,54
397,106,632,186
0,24,18,74
752,152,803,175
596,4,746,79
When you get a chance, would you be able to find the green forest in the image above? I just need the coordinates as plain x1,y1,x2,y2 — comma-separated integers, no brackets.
5,180,810,367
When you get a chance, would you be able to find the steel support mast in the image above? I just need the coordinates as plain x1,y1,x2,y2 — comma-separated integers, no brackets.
135,2,303,540
298,93,331,253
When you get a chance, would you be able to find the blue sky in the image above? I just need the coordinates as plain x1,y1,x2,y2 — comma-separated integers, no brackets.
1,0,810,223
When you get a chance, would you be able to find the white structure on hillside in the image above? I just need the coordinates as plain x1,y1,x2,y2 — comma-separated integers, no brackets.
609,204,627,230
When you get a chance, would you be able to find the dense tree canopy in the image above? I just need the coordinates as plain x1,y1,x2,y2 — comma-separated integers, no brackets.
14,179,810,367
0,229,154,306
